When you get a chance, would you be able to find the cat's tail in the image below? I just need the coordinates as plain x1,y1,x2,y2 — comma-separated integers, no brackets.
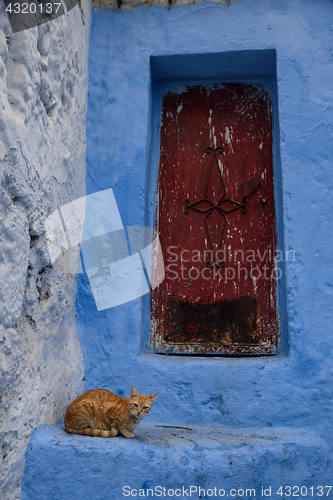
65,427,118,438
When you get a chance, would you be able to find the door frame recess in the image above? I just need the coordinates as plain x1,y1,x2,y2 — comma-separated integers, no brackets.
142,49,288,356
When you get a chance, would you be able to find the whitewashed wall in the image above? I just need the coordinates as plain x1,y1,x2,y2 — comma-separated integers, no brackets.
0,2,92,498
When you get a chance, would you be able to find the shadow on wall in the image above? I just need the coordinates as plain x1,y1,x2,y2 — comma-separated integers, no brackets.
4,0,80,33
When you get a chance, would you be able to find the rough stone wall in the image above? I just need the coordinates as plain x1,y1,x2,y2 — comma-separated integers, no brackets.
93,0,238,13
0,1,92,498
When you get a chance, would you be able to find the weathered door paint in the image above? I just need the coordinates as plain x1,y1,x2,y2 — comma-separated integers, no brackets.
150,83,279,354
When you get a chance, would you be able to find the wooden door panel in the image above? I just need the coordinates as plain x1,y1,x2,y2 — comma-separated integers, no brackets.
150,83,279,355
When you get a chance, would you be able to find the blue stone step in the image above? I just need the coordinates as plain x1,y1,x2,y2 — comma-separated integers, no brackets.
22,421,327,500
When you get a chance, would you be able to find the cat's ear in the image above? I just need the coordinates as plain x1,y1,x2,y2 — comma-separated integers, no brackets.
149,393,159,401
130,387,138,398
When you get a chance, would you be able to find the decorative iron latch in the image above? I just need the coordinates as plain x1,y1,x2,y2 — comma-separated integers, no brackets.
184,147,262,268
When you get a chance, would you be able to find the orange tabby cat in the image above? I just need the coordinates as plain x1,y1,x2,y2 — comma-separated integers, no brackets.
64,387,159,438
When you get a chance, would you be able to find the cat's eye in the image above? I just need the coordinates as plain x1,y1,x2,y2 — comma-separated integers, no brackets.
133,403,138,407
143,406,148,409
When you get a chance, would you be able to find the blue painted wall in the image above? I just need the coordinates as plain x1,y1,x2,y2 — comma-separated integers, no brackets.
78,0,333,452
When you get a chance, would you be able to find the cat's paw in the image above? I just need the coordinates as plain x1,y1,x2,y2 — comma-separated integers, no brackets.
126,432,135,438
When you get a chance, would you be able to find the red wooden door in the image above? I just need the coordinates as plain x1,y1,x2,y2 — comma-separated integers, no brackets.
150,83,279,355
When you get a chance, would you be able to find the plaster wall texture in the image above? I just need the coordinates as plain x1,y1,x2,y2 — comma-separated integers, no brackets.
0,1,92,498
73,0,333,482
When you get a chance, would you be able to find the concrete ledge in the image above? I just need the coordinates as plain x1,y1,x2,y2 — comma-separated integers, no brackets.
22,422,327,500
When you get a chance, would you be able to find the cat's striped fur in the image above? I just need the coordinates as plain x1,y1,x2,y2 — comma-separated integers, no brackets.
64,387,158,438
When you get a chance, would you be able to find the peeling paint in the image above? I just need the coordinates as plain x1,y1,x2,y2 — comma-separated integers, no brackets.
93,0,238,10
151,83,278,354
